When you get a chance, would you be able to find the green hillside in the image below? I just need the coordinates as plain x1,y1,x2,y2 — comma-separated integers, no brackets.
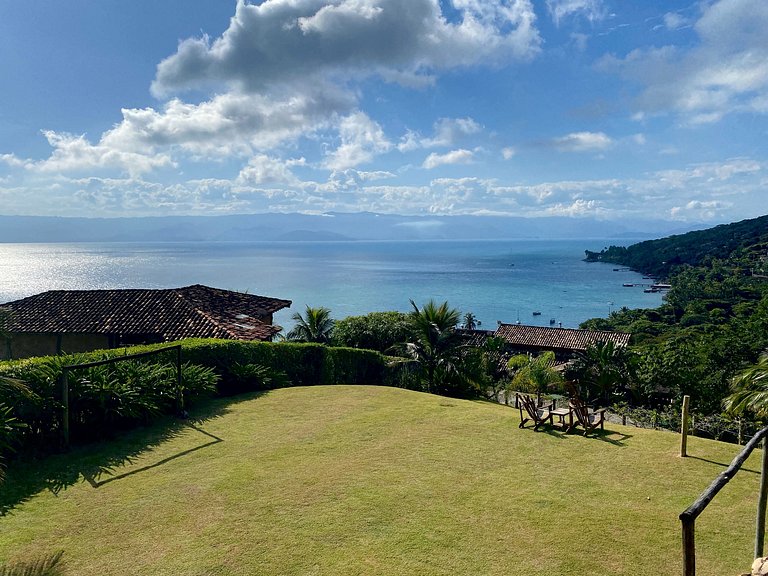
0,386,761,575
585,214,768,277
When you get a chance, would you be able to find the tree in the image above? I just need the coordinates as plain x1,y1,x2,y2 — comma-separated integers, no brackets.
404,300,465,394
568,341,634,406
286,306,334,343
723,350,768,418
462,312,480,330
332,311,414,352
507,351,563,405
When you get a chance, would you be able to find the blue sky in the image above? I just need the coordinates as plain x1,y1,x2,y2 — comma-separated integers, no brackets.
1,0,767,223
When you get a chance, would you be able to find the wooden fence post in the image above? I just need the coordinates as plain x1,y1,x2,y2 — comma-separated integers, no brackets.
60,369,69,448
176,345,184,415
756,439,768,559
682,516,695,576
680,395,690,458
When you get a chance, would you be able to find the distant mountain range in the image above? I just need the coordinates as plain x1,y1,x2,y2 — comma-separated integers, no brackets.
0,212,704,243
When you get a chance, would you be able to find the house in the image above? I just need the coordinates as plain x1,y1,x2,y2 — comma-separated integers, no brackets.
492,323,630,361
0,284,292,360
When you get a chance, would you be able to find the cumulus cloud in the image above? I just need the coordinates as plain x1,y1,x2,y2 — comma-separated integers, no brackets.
502,147,516,159
398,117,482,152
662,12,688,31
546,0,606,26
671,200,731,220
422,149,474,169
32,131,173,177
324,112,391,170
600,0,768,124
152,0,541,97
102,90,353,158
550,131,613,152
236,155,304,186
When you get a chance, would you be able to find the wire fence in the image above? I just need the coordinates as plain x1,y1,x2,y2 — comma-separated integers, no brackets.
609,403,764,445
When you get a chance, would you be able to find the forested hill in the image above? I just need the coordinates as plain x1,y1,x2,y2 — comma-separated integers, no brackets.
585,214,768,277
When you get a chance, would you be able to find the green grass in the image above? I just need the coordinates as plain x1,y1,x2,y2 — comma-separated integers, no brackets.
0,386,763,575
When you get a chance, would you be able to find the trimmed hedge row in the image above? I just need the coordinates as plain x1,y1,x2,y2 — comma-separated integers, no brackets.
0,339,404,463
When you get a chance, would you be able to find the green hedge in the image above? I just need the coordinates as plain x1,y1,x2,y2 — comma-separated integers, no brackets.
0,339,401,463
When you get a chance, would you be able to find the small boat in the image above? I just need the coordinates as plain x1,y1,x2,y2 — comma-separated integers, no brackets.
613,268,620,271
622,283,634,287
549,318,556,324
644,288,656,293
532,311,542,316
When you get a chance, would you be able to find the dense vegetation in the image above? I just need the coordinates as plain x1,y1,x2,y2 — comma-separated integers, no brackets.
584,213,768,277
0,340,398,469
581,214,768,415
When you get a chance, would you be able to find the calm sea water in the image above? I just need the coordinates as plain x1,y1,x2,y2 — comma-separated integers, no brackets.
0,239,663,330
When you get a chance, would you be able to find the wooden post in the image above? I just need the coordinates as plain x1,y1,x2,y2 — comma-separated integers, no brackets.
680,395,691,458
176,345,184,415
60,369,69,448
682,516,696,576
756,439,768,559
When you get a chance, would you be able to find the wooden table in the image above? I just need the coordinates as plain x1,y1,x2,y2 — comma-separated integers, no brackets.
550,407,574,431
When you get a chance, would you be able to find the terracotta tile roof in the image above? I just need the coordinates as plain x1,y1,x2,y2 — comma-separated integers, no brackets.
1,284,291,342
456,329,496,347
494,323,630,352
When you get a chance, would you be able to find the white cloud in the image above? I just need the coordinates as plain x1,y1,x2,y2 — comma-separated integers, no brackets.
551,131,613,152
662,12,688,31
324,112,391,170
546,0,606,27
502,147,516,159
600,0,768,124
398,117,482,152
102,91,353,158
671,200,731,220
422,149,474,169
32,131,173,177
236,155,304,186
545,198,605,217
152,0,541,98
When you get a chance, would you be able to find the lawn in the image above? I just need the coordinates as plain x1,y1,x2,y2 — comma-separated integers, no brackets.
0,385,762,575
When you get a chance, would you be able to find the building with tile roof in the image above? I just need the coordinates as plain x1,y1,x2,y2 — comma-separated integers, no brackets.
493,323,630,359
0,284,291,359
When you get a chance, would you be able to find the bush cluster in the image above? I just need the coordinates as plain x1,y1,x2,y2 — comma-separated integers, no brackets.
0,339,397,466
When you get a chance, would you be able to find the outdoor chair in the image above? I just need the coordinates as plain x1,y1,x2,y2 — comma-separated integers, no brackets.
567,391,607,437
517,393,555,431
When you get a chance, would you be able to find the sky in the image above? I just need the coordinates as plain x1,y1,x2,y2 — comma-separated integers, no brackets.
1,0,767,224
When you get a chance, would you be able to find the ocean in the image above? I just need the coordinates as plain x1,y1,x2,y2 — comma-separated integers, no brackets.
0,239,663,331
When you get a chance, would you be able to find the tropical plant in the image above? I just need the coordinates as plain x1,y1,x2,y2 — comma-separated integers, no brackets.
0,550,65,576
462,312,480,330
506,351,563,405
567,341,635,405
404,300,466,395
332,311,414,352
231,363,290,391
287,306,335,344
723,350,768,418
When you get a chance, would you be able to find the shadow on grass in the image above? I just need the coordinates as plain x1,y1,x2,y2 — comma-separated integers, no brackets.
686,454,760,475
82,424,223,488
536,426,632,446
0,391,268,517
594,429,633,447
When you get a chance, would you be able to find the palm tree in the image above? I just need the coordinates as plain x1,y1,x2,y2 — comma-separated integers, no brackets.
724,350,768,417
405,300,463,393
462,312,480,330
568,341,634,405
507,350,563,405
286,306,334,343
